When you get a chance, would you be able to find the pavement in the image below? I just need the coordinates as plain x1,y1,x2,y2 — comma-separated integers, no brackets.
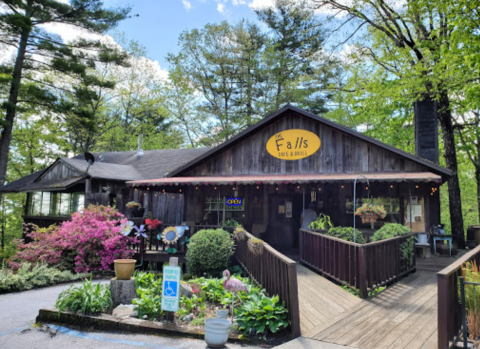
0,280,259,349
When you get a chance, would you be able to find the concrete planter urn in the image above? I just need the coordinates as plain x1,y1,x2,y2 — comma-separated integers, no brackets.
204,318,231,348
114,259,136,280
216,309,229,319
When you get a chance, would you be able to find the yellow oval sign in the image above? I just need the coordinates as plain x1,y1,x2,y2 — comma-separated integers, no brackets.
266,129,321,160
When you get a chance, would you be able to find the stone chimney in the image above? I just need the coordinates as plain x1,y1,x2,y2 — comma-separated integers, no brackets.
414,97,439,164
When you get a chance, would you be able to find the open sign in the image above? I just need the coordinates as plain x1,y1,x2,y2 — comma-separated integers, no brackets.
226,198,242,206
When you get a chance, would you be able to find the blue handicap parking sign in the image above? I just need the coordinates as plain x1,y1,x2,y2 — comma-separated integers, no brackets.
163,281,178,297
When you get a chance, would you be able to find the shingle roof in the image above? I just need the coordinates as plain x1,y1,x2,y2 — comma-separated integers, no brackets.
0,169,46,193
0,148,211,193
71,148,211,180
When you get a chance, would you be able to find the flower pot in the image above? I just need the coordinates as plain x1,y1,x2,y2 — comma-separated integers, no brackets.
234,228,246,241
247,241,264,256
114,259,136,280
360,212,378,224
216,309,229,319
131,207,145,218
204,318,231,348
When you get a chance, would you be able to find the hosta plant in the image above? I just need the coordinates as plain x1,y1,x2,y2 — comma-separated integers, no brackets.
235,293,289,336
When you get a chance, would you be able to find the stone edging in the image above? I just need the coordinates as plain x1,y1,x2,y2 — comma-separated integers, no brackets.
36,308,242,342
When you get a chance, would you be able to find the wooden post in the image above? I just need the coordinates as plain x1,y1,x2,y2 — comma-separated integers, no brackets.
437,274,449,349
288,263,301,338
358,246,368,298
166,257,179,322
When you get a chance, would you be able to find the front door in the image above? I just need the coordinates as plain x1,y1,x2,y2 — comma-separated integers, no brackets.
267,194,303,250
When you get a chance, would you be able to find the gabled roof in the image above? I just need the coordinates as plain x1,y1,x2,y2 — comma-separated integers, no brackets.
0,148,211,193
168,105,452,178
0,169,46,193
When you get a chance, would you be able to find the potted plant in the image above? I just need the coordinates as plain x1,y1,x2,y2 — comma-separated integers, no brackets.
355,203,387,224
126,202,144,218
247,237,264,256
234,226,247,241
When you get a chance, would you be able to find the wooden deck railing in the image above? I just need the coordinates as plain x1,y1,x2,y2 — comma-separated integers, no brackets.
299,229,416,298
235,231,301,338
133,224,236,262
438,244,480,349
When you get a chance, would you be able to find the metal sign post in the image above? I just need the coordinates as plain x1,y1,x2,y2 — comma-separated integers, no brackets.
161,257,181,321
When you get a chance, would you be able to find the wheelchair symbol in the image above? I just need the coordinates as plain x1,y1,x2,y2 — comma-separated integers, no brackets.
164,281,177,297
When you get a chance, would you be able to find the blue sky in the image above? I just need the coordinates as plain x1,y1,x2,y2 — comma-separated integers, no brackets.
108,0,266,70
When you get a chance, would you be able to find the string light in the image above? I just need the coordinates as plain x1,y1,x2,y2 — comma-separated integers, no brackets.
147,187,149,190
341,185,344,189
195,186,198,190
390,185,393,189
135,188,137,191
233,187,235,190
214,187,217,190
297,186,300,189
366,187,369,190
318,188,322,191
415,185,419,189
256,186,259,189
179,189,182,193
276,187,278,191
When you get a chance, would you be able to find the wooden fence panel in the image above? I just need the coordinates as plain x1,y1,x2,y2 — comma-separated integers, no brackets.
438,245,480,349
299,229,416,298
235,231,300,338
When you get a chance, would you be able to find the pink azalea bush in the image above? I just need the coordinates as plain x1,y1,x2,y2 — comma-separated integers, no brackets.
9,205,138,273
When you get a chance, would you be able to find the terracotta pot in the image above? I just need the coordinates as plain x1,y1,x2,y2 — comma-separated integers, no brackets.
114,259,136,280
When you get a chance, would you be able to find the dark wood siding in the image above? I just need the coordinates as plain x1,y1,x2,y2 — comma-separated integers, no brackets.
38,161,82,181
185,111,427,176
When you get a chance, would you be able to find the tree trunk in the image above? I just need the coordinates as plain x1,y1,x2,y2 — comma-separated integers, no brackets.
476,168,480,225
0,29,30,206
438,91,465,247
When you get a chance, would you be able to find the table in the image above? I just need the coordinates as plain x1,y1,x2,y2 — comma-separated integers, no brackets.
432,234,452,256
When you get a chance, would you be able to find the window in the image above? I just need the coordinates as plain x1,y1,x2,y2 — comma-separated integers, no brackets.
28,192,85,217
346,197,400,223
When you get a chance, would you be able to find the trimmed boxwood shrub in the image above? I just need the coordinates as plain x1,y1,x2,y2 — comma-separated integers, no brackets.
370,223,411,242
325,227,365,244
186,229,234,277
371,223,414,269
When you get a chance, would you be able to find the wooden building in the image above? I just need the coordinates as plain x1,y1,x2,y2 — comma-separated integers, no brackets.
1,104,449,252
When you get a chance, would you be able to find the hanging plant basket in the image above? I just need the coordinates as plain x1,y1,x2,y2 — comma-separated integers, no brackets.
360,212,379,224
247,238,264,256
234,227,247,241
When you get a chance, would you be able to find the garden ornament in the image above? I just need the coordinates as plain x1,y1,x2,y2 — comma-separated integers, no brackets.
160,226,179,244
133,224,147,238
120,221,135,236
222,269,248,321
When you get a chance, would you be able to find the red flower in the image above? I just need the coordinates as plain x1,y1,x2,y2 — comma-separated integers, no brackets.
145,219,162,230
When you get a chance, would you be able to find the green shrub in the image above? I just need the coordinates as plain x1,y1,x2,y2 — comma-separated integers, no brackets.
0,262,84,294
325,227,365,244
370,223,411,241
131,272,164,320
56,278,112,315
186,229,234,277
132,292,164,320
309,213,334,230
371,224,414,269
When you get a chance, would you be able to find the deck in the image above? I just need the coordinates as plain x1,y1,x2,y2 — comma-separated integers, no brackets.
298,254,463,349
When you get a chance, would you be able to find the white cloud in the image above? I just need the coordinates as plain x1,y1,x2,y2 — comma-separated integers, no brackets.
182,0,192,10
232,0,247,5
248,0,274,9
217,3,225,13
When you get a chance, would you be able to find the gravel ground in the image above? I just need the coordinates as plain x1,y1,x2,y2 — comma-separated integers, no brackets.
0,281,262,349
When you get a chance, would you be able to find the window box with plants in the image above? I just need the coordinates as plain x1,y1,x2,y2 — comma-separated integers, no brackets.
247,237,264,256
